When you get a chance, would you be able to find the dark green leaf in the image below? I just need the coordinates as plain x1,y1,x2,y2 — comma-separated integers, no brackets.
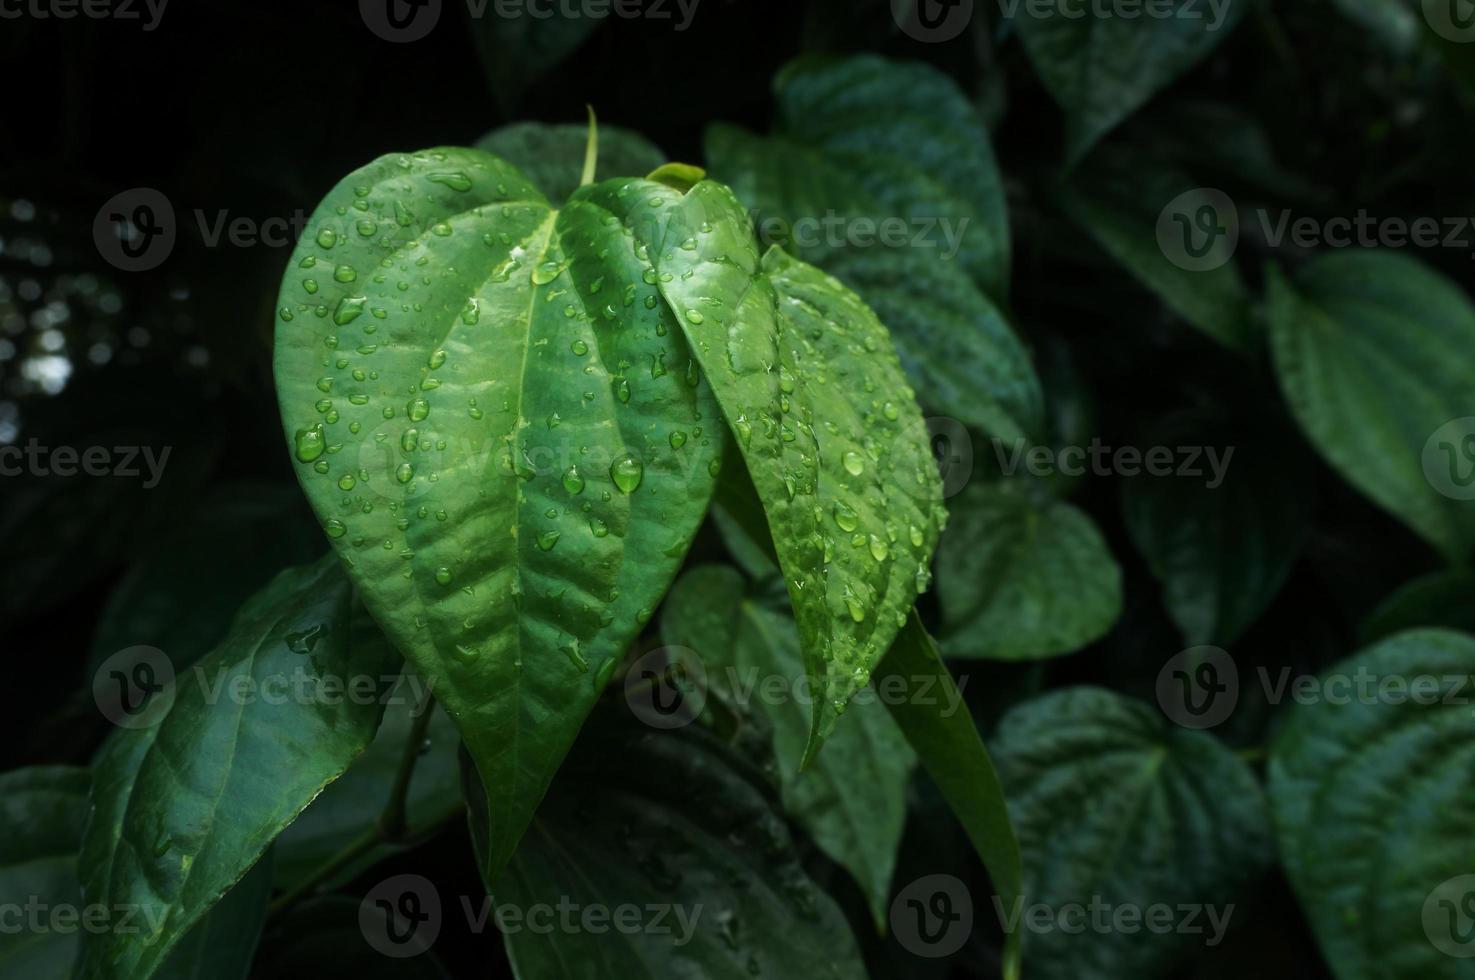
938,479,1120,661
152,856,272,980
1122,414,1313,647
1268,252,1475,562
88,481,324,676
1269,629,1475,979
1360,570,1475,643
0,766,90,979
1056,145,1252,349
274,148,725,881
76,557,399,980
991,687,1272,979
1015,0,1249,161
661,564,915,925
496,716,868,979
467,10,600,112
474,122,665,205
705,55,1041,440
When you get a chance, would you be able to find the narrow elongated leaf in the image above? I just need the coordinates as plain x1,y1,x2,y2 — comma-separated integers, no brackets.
76,557,400,980
1122,414,1313,646
1056,146,1252,349
662,564,915,925
274,148,724,880
495,715,868,979
938,480,1121,660
614,172,945,754
990,687,1272,979
875,614,1023,978
0,766,90,979
474,122,665,205
1015,0,1249,161
1268,252,1475,561
1269,630,1475,980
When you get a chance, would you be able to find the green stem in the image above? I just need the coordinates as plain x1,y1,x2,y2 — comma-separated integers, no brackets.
580,104,599,187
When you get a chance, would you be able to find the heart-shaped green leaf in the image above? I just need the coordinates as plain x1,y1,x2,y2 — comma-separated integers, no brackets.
661,563,915,926
609,174,945,755
938,480,1122,661
76,557,399,980
274,147,725,880
991,687,1272,979
1056,145,1252,349
1015,0,1250,161
1268,251,1475,562
493,713,868,979
1122,413,1313,646
1269,629,1475,980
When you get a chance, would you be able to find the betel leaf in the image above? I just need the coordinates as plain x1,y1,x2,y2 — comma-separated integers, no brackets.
1014,0,1250,162
1360,569,1475,643
274,147,725,881
622,173,946,756
1268,630,1475,980
274,671,462,890
875,614,1024,978
494,714,868,979
1122,413,1313,647
474,122,665,206
0,766,90,979
76,557,400,980
990,687,1272,979
466,7,600,112
705,56,1043,441
1055,145,1253,349
767,54,1011,297
1268,251,1475,562
661,564,916,926
937,479,1122,661
87,481,324,676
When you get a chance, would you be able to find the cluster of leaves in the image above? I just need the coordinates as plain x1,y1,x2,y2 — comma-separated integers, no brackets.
4,1,1474,978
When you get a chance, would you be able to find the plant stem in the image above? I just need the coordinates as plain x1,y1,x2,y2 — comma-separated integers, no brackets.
378,690,438,840
580,104,599,187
